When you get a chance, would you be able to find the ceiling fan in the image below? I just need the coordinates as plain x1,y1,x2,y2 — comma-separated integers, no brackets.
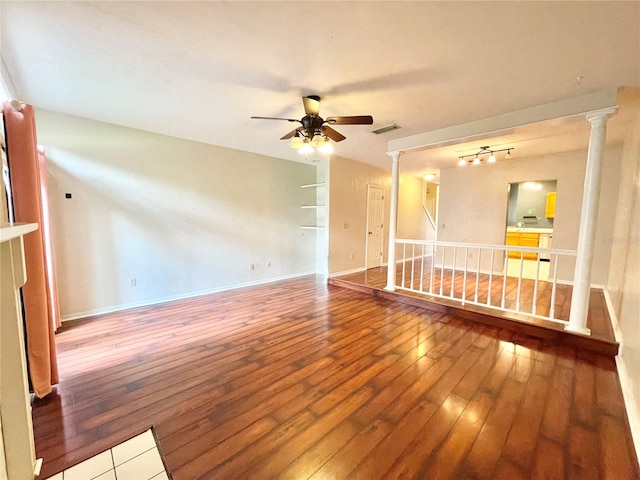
251,95,373,153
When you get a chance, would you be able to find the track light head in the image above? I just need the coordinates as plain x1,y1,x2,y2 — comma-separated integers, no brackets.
457,146,514,166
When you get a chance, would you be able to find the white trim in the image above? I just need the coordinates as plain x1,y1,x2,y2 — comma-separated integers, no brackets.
396,238,578,255
602,288,622,341
385,152,401,291
388,88,618,153
553,280,605,289
0,223,38,243
616,355,640,463
381,253,434,268
329,267,367,278
365,184,385,270
603,288,640,463
60,271,316,322
0,57,18,100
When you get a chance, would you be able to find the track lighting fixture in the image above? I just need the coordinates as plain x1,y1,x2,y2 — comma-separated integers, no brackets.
458,146,514,166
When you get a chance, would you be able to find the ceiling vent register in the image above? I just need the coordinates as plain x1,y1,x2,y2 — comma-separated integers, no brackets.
371,124,401,135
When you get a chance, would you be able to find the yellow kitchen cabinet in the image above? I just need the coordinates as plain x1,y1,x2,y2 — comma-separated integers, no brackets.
506,232,540,260
506,232,521,259
546,192,556,218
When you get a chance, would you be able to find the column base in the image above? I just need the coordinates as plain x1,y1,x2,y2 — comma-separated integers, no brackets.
564,324,591,336
384,285,396,292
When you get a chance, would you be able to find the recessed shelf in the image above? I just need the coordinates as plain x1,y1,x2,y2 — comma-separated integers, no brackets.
300,182,325,229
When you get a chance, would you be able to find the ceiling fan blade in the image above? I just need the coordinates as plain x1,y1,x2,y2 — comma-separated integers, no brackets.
302,95,321,116
251,116,299,122
321,125,346,142
325,115,374,125
280,129,299,140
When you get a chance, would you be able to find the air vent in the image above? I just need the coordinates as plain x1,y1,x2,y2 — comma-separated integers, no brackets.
371,124,401,135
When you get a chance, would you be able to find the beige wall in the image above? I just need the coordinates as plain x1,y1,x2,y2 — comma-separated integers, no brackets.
327,155,427,275
398,174,429,240
437,146,622,284
607,111,640,455
36,110,318,319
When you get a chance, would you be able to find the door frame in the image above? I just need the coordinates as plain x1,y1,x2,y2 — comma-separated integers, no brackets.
365,184,384,270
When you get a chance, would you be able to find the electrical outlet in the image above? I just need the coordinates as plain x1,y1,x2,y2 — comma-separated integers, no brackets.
129,278,136,287
266,261,271,268
249,263,255,270
350,252,355,260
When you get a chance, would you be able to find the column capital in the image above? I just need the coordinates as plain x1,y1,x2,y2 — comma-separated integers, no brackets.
387,150,401,161
585,106,618,126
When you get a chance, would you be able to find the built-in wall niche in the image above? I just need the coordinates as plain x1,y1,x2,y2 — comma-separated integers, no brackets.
507,179,557,228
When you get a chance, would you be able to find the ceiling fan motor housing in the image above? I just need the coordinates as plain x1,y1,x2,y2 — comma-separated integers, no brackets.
251,95,373,143
301,115,325,138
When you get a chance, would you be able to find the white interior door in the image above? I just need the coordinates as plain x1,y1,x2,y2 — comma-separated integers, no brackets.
366,185,384,268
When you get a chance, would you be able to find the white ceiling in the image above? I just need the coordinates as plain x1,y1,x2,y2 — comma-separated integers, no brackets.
2,1,639,176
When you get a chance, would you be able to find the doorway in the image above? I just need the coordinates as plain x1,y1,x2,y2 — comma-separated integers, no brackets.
505,179,557,281
366,185,384,269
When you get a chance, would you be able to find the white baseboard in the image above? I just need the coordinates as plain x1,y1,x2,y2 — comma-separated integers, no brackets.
602,288,640,462
329,266,367,278
602,288,621,341
616,354,640,463
60,271,317,322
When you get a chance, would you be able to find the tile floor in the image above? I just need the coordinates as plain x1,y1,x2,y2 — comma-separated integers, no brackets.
45,429,171,480
506,257,550,281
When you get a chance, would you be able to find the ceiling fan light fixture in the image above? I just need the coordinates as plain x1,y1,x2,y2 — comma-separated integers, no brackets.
252,96,374,150
318,143,333,154
488,153,496,163
473,156,481,165
310,134,327,148
289,136,304,149
458,158,466,166
299,144,314,155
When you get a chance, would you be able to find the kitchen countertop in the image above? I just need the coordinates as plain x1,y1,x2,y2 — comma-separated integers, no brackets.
506,227,553,234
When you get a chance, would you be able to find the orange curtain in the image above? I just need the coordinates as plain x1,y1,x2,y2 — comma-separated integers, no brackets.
37,146,62,331
3,100,59,398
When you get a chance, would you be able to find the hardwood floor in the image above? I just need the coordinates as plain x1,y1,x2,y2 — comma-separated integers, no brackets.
33,275,639,479
330,264,618,356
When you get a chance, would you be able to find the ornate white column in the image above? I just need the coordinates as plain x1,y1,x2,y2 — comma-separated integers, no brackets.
566,107,617,334
385,151,401,291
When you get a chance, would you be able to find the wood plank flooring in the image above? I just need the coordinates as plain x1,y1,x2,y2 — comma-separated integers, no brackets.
394,257,573,321
330,264,618,356
347,261,614,336
32,275,639,479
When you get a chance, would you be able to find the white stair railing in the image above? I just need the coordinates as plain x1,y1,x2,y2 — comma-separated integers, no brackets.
393,239,577,325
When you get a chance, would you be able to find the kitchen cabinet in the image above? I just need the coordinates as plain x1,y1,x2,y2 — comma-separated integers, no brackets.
506,232,539,260
545,192,556,218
